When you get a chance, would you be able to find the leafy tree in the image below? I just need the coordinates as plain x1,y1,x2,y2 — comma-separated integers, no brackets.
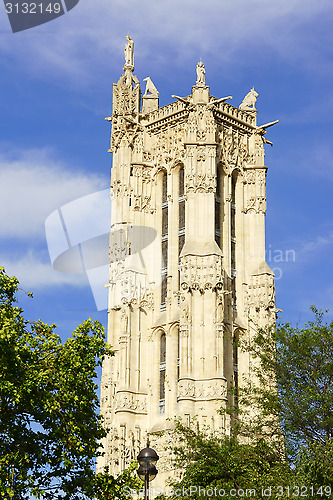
0,267,114,499
161,307,333,499
90,462,143,500
160,421,295,499
295,439,333,494
239,307,333,458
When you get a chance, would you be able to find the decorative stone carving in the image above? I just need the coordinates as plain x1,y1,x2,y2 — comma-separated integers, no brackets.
111,176,129,198
112,77,140,116
115,391,147,414
151,125,186,168
223,126,238,167
178,378,227,400
243,168,267,214
185,173,216,193
179,295,191,336
196,61,206,86
239,87,258,111
143,76,159,97
246,271,276,321
110,37,141,151
131,164,153,212
110,118,141,152
216,293,224,324
180,255,223,292
219,126,250,171
124,34,134,68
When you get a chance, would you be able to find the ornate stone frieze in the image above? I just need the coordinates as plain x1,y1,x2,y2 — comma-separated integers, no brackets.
243,168,267,214
243,196,266,214
178,378,227,400
138,290,154,311
112,66,141,117
111,176,129,198
131,164,154,212
110,118,141,152
108,225,151,308
218,125,250,171
185,173,216,193
246,272,275,314
151,124,186,168
115,391,147,414
109,267,150,309
180,254,223,292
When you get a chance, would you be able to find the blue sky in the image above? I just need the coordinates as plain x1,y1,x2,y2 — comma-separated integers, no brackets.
1,0,333,347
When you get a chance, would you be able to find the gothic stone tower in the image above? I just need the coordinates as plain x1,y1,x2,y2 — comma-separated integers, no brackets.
97,37,277,482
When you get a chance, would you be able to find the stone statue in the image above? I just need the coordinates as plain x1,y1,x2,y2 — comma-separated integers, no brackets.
239,87,258,110
196,61,206,86
124,34,134,67
143,76,159,97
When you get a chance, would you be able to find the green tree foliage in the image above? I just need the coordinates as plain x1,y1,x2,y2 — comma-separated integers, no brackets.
0,267,115,499
90,462,143,500
295,440,333,492
162,421,295,499
233,307,333,494
162,307,333,499
240,307,333,455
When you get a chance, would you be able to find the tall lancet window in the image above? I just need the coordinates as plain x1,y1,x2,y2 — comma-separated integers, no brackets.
231,173,237,310
159,333,166,414
161,173,168,308
233,330,239,412
215,166,222,248
178,167,185,289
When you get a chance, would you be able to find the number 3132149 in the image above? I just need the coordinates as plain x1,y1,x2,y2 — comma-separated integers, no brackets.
5,3,62,14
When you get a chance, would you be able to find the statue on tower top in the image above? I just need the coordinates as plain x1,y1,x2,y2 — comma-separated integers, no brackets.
239,87,258,111
196,61,206,86
124,34,134,68
123,34,135,87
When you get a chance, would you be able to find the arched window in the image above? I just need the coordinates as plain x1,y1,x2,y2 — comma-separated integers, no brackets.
161,173,168,308
159,333,166,414
215,166,222,248
178,167,185,289
233,330,239,412
231,172,237,310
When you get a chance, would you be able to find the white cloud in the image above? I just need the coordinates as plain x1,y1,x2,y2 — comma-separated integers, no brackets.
1,0,332,88
0,251,87,289
0,147,107,239
276,227,333,271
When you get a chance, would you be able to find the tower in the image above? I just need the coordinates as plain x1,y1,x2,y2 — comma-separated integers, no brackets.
97,38,277,482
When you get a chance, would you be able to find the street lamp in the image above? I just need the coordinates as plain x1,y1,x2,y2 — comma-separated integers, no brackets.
137,442,159,500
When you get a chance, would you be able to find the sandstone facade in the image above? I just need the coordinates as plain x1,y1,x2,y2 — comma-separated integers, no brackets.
97,37,277,486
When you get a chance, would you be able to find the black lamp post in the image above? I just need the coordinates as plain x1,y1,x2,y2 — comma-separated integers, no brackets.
137,442,159,500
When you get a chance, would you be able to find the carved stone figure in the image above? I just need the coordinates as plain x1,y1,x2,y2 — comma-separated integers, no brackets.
239,87,259,110
196,61,206,86
143,76,159,97
124,34,134,67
